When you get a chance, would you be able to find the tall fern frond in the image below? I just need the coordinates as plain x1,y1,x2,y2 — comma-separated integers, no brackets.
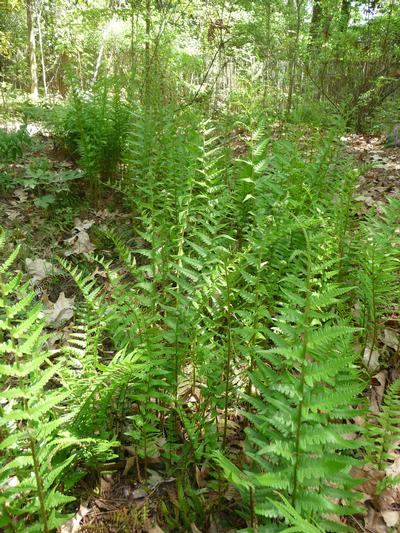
0,231,74,532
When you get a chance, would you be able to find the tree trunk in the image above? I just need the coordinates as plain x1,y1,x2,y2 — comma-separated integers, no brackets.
26,0,39,98
144,0,151,112
286,0,302,116
92,42,105,86
340,0,351,31
309,0,322,47
262,0,272,102
36,6,47,97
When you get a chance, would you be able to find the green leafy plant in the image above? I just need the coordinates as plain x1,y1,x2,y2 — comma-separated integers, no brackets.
367,378,400,484
0,126,31,161
0,228,74,532
355,198,400,368
216,231,364,532
54,81,129,202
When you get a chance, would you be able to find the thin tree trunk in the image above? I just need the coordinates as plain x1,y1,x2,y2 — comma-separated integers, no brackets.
340,0,351,31
262,0,272,102
144,0,151,112
92,0,117,87
309,0,322,48
130,0,135,70
92,42,105,86
286,0,302,115
36,6,47,97
26,0,39,98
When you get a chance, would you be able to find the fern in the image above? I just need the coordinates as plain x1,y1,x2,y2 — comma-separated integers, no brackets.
355,198,400,368
271,494,325,533
0,229,74,532
367,378,400,472
216,234,364,531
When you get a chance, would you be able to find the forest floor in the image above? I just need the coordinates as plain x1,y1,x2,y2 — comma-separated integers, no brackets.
1,117,400,532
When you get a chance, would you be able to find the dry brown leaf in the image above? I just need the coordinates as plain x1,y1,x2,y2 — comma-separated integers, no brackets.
355,195,375,207
100,475,112,496
370,370,388,415
94,499,116,511
65,230,95,255
383,328,399,351
73,218,94,232
14,188,28,203
25,258,58,284
365,507,387,533
60,502,89,533
195,464,209,488
122,456,136,477
44,292,74,324
382,510,400,527
5,209,19,220
363,346,380,370
385,456,400,477
351,464,385,500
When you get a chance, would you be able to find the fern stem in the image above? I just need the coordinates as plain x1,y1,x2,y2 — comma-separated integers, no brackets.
246,247,262,397
249,486,256,529
291,222,312,508
222,258,233,450
366,246,378,368
28,432,49,533
174,319,180,407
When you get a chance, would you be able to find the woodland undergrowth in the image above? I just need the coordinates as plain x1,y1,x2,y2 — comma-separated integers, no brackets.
0,90,399,533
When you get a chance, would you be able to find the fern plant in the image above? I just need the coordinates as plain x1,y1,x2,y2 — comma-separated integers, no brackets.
0,126,31,162
216,233,364,532
0,229,74,532
54,79,129,203
367,378,400,483
355,198,400,368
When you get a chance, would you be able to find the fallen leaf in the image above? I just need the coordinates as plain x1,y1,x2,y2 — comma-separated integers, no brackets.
351,464,385,500
44,292,75,324
73,218,94,232
363,346,380,370
65,230,95,255
131,488,147,499
123,457,136,477
355,194,375,207
370,370,388,415
100,475,112,496
60,502,89,533
14,188,28,203
25,258,58,284
94,499,116,511
385,456,400,478
382,510,400,527
5,209,19,221
383,328,399,351
365,507,386,533
195,464,209,488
